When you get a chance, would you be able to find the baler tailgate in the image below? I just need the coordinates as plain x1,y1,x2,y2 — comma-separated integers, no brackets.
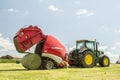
14,25,46,53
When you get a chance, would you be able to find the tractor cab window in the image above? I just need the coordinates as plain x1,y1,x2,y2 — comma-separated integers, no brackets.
76,42,85,49
86,42,94,50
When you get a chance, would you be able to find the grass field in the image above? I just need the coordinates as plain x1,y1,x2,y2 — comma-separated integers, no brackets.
0,59,20,63
0,63,120,80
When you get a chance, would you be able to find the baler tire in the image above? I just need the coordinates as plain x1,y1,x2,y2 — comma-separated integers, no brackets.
42,60,54,70
99,55,110,67
80,51,95,68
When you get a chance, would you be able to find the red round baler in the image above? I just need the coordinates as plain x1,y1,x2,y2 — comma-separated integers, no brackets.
14,25,68,70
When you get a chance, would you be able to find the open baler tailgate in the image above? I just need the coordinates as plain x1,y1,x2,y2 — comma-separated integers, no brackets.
14,25,46,53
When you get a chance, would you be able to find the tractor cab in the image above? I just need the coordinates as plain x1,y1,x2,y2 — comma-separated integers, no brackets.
76,40,96,51
68,39,110,68
76,40,101,57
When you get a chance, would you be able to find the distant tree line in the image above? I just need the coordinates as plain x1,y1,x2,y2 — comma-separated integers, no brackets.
0,55,21,63
0,55,13,59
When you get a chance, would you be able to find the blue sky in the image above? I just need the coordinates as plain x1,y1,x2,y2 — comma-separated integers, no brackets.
0,0,120,63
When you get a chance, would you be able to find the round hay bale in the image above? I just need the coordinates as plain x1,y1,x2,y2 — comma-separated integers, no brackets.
22,53,42,70
22,54,29,69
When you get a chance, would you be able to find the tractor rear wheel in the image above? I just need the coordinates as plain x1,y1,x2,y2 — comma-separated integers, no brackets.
80,51,95,68
99,55,110,67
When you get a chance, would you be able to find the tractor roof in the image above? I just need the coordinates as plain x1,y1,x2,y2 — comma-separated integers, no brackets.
76,40,95,43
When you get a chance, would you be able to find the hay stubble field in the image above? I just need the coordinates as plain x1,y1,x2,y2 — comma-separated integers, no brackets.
0,63,120,80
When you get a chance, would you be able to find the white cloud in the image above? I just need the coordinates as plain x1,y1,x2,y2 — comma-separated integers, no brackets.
0,32,15,51
115,42,120,45
76,9,88,15
0,48,8,52
105,51,119,63
87,12,95,16
115,29,120,33
99,45,108,51
8,8,19,13
110,47,116,50
76,9,95,17
48,5,59,12
0,33,23,57
0,33,2,36
48,5,62,12
7,8,29,16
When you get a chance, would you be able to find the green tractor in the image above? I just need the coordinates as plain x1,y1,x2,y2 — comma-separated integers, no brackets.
68,40,110,68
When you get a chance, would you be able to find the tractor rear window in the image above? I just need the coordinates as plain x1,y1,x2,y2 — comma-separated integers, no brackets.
86,42,94,50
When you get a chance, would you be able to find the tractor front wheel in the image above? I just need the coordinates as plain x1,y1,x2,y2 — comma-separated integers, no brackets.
99,55,110,67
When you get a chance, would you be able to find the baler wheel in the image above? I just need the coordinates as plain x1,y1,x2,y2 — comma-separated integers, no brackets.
80,51,95,68
99,55,110,67
42,60,54,70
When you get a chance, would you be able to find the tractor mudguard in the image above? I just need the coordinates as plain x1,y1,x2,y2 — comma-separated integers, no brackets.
78,48,92,54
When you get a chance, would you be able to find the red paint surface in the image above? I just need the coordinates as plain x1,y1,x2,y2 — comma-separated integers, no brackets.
14,25,66,60
14,25,46,53
42,35,66,59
